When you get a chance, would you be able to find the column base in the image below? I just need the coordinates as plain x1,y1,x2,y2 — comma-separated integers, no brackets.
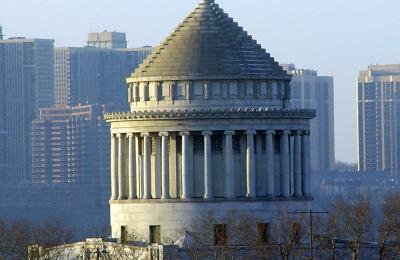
118,196,128,200
143,195,152,199
203,195,213,200
161,195,170,200
110,196,118,201
293,193,303,198
225,194,236,200
246,193,256,199
266,194,275,199
128,196,138,200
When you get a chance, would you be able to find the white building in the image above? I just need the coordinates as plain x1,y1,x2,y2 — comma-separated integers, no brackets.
283,64,335,173
105,0,315,243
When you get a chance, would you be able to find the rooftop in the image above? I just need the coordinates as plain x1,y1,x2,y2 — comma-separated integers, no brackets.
131,0,289,81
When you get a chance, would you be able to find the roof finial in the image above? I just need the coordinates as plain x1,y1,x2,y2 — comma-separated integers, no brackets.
201,0,215,4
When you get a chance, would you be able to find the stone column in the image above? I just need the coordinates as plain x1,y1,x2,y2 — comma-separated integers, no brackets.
266,130,275,197
110,134,118,200
127,133,137,200
135,135,141,198
225,131,235,199
294,131,302,197
280,130,290,197
117,134,127,200
246,130,256,198
142,132,151,199
302,131,311,197
202,131,213,199
160,132,170,199
180,131,190,200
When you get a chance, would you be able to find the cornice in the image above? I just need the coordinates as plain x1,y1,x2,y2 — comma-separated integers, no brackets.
104,107,316,122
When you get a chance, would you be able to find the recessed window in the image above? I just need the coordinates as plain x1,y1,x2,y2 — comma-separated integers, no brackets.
121,226,127,244
245,80,254,97
211,81,221,97
149,225,161,244
292,223,301,244
214,224,228,246
162,82,170,100
229,81,238,97
257,223,270,245
176,82,186,99
193,81,203,98
260,81,268,97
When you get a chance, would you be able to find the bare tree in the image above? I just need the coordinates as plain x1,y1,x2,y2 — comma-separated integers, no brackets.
377,192,400,260
268,206,307,260
0,218,76,259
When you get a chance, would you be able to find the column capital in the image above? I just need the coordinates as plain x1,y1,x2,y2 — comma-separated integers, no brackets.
159,132,169,137
111,133,117,139
246,130,257,135
202,130,213,136
126,133,134,138
265,130,276,135
302,130,311,136
293,130,302,136
280,130,290,135
116,133,124,138
224,130,235,136
141,132,150,137
179,131,190,136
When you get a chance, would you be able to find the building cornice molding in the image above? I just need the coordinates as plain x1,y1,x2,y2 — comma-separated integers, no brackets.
104,107,316,122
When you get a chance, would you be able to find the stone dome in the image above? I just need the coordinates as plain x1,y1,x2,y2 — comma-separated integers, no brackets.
130,0,289,82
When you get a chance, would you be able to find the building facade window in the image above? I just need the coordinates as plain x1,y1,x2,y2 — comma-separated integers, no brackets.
149,225,161,244
257,223,270,245
214,224,228,246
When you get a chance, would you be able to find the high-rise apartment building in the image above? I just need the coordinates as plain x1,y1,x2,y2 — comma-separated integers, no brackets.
357,65,400,176
0,41,6,183
119,46,153,69
0,38,54,183
283,64,335,173
87,31,127,49
32,104,109,184
54,46,152,112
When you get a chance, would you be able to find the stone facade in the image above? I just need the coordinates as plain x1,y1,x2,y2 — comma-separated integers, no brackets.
105,0,315,242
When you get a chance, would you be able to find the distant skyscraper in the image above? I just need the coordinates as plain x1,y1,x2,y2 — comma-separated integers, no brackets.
0,38,54,183
0,26,4,40
119,46,153,71
283,64,335,173
357,65,400,176
54,46,152,112
87,31,127,49
0,41,6,183
32,104,109,184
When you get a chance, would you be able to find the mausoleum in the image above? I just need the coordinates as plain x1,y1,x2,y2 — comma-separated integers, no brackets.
105,0,315,242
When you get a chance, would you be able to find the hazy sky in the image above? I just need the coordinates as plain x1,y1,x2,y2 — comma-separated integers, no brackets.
2,0,400,163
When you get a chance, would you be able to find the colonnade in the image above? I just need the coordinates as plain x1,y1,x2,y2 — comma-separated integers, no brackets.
110,130,311,201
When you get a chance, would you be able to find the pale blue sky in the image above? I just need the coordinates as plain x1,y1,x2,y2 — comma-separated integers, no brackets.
2,0,400,163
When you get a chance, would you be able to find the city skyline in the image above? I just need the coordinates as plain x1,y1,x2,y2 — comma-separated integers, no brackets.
2,0,400,163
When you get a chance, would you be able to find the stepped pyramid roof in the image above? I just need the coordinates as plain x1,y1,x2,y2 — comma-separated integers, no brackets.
130,0,289,82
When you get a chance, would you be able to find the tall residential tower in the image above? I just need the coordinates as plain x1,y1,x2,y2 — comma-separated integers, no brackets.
357,65,400,176
32,105,109,184
284,64,335,173
0,38,54,183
